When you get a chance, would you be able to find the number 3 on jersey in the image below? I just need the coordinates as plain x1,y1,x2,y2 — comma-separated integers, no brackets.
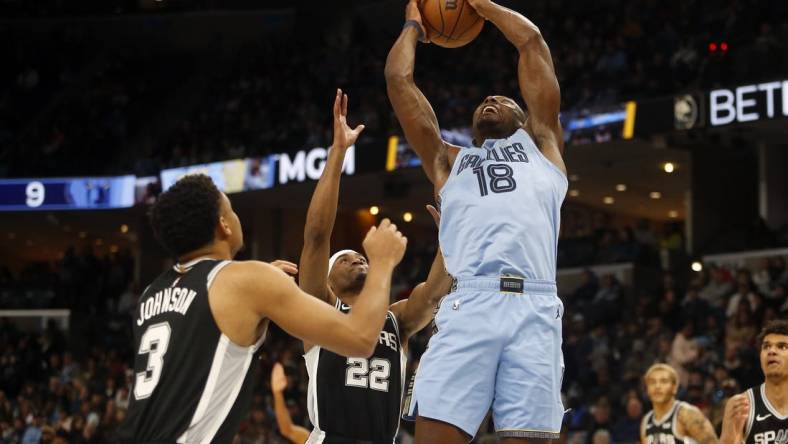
134,322,172,400
345,357,391,392
472,163,516,196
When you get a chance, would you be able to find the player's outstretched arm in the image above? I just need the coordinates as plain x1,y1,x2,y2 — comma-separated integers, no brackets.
720,393,750,444
270,362,310,444
299,89,365,305
469,0,566,168
229,219,406,357
385,0,450,187
679,403,719,444
390,205,452,341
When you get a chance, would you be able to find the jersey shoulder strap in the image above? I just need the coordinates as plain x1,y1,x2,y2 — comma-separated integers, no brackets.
745,387,757,440
674,401,694,441
641,411,653,435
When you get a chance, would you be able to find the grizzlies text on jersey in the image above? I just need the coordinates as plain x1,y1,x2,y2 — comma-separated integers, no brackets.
439,128,567,280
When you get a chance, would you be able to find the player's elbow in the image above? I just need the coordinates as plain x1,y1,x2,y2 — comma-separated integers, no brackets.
384,64,412,85
333,324,378,357
343,329,378,358
303,227,328,247
515,27,544,53
277,421,292,436
356,332,379,358
338,341,375,359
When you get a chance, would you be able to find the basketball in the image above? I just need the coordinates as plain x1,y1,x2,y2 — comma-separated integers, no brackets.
419,0,484,48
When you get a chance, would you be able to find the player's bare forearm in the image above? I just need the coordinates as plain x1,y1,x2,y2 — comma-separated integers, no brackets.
681,405,719,444
273,390,295,436
392,249,451,340
385,28,446,185
298,144,347,302
299,90,364,303
384,26,419,82
226,244,397,356
303,144,346,244
348,262,397,352
422,248,451,308
273,391,310,443
250,260,395,357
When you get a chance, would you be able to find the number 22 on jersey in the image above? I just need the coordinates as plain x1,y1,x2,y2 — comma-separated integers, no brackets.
345,357,391,392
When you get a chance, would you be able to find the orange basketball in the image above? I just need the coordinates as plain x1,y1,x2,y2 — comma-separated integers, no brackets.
418,0,485,48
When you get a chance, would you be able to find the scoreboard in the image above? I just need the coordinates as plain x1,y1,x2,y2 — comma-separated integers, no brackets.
0,176,135,211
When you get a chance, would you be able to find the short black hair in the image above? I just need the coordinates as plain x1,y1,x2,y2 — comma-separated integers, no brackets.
757,319,788,346
150,174,221,257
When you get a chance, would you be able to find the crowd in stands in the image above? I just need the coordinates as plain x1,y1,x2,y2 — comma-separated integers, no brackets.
0,246,134,315
0,24,195,178
2,0,786,177
0,210,685,315
2,242,787,442
152,0,788,170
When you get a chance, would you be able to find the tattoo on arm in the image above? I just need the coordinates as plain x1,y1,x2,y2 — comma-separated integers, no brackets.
683,407,719,444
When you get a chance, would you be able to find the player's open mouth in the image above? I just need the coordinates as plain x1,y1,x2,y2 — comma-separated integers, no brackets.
482,106,497,115
767,359,779,366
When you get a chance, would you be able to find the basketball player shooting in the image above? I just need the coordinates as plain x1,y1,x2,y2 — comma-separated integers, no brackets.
115,174,407,443
641,364,718,444
720,320,788,444
299,89,452,444
386,0,567,442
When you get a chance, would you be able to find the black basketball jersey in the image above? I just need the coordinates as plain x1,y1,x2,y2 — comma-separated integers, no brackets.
642,401,697,444
744,384,788,444
304,299,406,444
116,258,264,444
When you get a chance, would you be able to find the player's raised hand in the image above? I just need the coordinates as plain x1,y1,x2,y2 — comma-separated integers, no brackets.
405,0,429,43
332,88,365,150
270,260,298,276
270,362,288,393
363,219,407,267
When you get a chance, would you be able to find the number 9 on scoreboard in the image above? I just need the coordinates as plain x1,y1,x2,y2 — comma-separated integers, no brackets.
25,181,45,208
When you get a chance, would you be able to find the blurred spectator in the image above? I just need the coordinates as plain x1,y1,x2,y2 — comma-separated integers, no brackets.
681,287,710,330
668,322,699,387
725,302,758,346
699,267,733,309
726,271,760,317
585,397,613,444
611,397,643,444
592,429,612,444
